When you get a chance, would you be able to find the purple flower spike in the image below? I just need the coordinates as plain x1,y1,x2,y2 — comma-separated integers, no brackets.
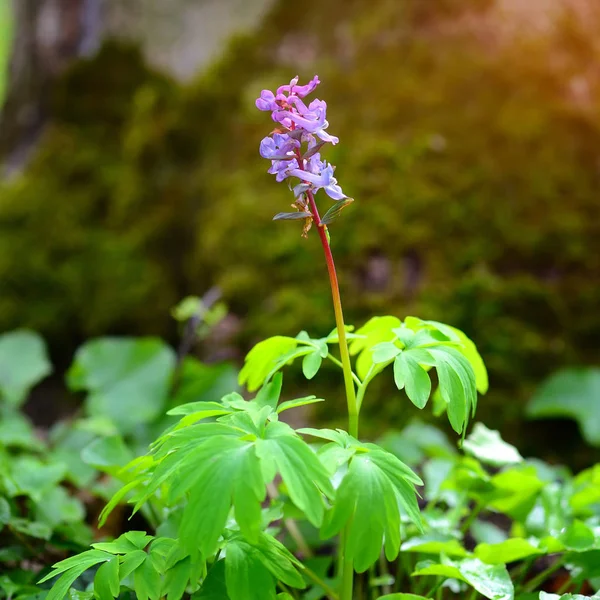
277,75,320,98
256,75,350,221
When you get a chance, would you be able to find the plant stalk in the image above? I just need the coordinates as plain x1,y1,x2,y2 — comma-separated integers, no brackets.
294,144,357,600
294,153,358,437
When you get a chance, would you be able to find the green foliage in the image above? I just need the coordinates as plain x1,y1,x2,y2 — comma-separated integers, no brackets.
526,368,600,446
0,330,52,407
240,316,486,436
67,337,176,434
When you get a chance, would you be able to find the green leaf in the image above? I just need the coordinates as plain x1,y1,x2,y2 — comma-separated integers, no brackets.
39,550,114,583
321,444,422,572
488,467,545,521
0,330,52,407
118,550,147,579
133,556,162,600
196,560,230,599
225,542,276,600
302,350,322,379
254,373,283,411
560,520,596,552
273,211,312,220
67,337,176,434
377,594,431,600
9,517,52,540
239,336,299,392
394,352,432,409
224,533,305,600
474,539,543,564
164,557,191,600
276,396,324,414
349,316,402,379
176,438,265,555
98,480,140,527
372,342,401,364
34,486,85,528
419,320,488,394
539,594,600,600
571,464,600,512
401,534,469,557
94,555,119,599
413,557,514,600
463,423,523,467
81,436,134,474
93,531,145,554
257,428,334,527
526,368,600,446
320,198,354,225
428,347,476,435
7,456,66,502
0,497,10,525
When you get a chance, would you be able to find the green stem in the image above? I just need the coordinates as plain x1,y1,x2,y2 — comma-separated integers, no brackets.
267,482,313,558
327,353,362,388
295,147,357,600
378,552,393,595
556,576,574,595
460,500,484,534
302,566,340,600
356,365,379,412
523,557,565,593
295,148,358,438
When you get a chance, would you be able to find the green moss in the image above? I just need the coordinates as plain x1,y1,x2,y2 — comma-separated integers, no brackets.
0,1,598,444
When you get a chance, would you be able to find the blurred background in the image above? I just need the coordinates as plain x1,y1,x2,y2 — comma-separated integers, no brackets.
0,0,598,466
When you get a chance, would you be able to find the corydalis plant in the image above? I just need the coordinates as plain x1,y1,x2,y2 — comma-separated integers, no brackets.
257,75,352,237
40,76,489,600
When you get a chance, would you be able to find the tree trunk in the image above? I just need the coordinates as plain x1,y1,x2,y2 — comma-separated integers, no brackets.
0,0,102,173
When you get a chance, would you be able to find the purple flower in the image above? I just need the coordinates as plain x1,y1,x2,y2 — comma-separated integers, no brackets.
277,75,320,98
259,133,299,160
289,162,348,201
256,75,349,208
272,98,339,145
268,158,299,182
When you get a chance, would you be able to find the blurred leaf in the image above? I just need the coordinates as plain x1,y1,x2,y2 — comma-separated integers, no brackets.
0,412,44,450
0,330,52,407
9,518,52,540
302,350,322,380
170,358,239,407
526,368,600,446
81,436,134,474
412,557,513,600
401,534,469,557
34,486,85,528
560,520,596,552
487,466,545,521
67,338,176,434
474,539,543,564
378,595,433,600
463,423,523,467
7,456,66,501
